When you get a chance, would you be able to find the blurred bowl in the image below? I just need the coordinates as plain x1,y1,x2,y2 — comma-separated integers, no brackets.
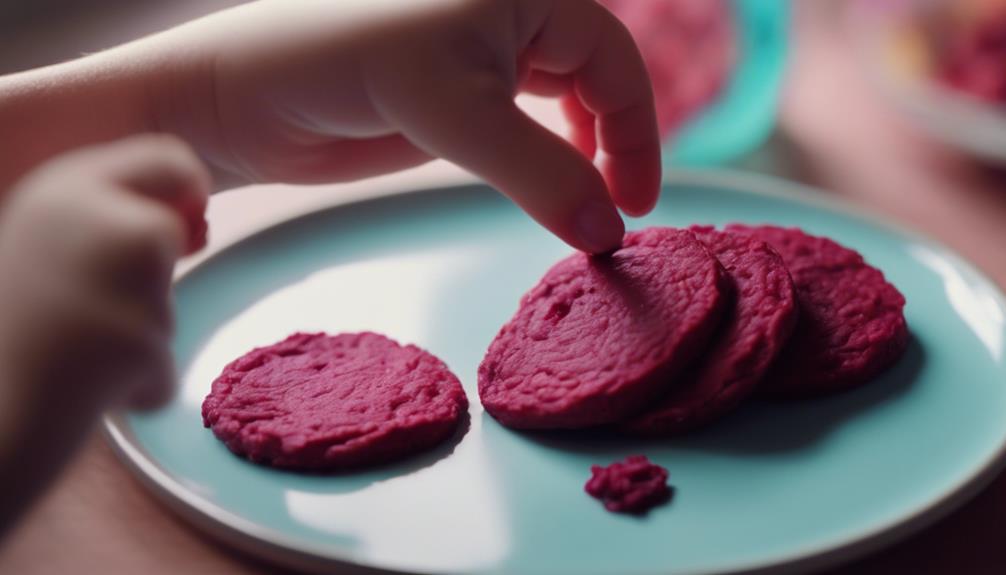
849,0,1006,164
603,0,790,168
667,0,791,167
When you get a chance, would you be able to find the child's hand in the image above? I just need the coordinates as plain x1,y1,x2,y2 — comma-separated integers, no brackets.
0,135,210,533
161,0,661,253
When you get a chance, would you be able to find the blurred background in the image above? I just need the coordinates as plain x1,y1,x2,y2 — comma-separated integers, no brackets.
3,0,1004,168
1,1,1005,574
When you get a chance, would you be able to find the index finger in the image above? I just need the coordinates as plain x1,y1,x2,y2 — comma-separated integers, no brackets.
517,0,662,216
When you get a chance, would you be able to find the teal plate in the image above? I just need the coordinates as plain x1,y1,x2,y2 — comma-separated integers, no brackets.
106,172,1006,575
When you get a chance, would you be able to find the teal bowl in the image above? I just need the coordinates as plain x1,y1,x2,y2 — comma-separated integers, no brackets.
667,0,790,167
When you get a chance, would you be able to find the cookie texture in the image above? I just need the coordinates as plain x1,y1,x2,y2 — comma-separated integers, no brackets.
202,332,468,470
478,227,729,429
623,226,798,435
729,225,909,396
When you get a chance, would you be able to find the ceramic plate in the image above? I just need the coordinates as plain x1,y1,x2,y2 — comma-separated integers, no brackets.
106,172,1006,575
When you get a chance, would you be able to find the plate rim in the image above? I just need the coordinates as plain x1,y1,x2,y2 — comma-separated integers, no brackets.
104,169,1006,575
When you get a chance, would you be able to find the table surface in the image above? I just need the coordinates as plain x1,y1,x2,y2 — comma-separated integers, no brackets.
2,2,1006,574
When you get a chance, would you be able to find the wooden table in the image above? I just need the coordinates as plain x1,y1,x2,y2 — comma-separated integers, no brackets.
1,2,1005,573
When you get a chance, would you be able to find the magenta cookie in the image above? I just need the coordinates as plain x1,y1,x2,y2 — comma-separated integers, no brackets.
729,225,909,397
623,226,799,435
202,332,468,471
478,227,729,429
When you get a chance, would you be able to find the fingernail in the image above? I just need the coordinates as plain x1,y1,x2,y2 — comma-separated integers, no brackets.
576,201,624,254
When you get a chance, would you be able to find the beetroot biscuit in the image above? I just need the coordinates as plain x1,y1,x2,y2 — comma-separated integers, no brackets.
478,227,729,429
623,226,799,435
202,332,468,470
729,225,909,396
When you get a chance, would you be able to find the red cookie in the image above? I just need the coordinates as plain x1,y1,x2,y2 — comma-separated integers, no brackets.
623,226,799,435
202,332,468,471
729,225,909,397
478,227,729,429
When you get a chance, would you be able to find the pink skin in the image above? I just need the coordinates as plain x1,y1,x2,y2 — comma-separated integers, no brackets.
1,0,662,254
0,0,662,533
0,135,210,537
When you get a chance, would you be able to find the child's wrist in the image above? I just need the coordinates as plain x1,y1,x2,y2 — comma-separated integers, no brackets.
140,29,236,186
0,44,160,190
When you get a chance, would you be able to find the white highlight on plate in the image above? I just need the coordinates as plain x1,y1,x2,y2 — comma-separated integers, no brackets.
181,248,480,407
285,415,510,572
910,244,1005,360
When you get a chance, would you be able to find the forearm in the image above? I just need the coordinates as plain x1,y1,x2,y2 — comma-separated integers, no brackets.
0,26,222,193
0,294,106,539
0,51,150,191
0,362,101,539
